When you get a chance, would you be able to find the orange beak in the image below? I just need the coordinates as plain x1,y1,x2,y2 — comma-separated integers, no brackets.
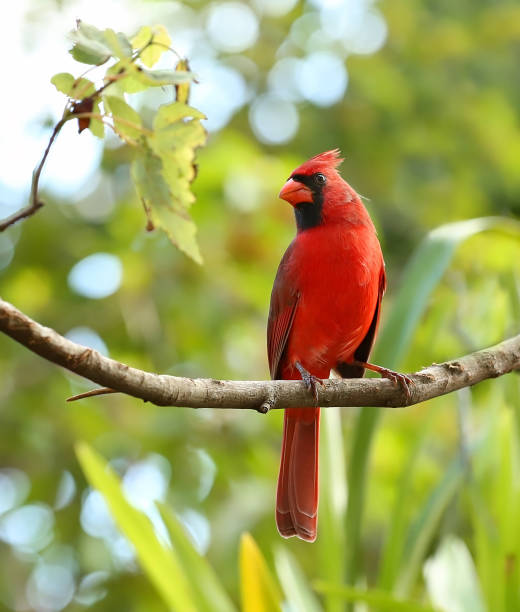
278,179,313,206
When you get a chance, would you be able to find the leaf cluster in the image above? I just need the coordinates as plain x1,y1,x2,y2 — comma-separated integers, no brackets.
50,21,206,262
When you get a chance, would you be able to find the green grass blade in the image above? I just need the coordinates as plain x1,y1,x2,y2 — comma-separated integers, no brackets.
158,503,237,612
469,398,520,611
318,406,347,612
345,408,379,584
423,536,485,612
377,217,520,367
313,582,437,612
395,455,467,597
378,406,437,590
274,546,323,612
75,442,198,612
344,217,515,585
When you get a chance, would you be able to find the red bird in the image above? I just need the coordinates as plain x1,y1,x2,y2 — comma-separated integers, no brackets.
268,150,408,542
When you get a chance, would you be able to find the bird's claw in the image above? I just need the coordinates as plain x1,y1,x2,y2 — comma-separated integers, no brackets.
378,367,414,400
295,362,324,405
305,373,324,405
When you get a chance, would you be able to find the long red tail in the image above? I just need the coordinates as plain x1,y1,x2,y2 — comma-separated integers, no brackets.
275,407,320,542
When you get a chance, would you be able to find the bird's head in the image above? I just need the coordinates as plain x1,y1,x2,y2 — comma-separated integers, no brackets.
279,149,363,231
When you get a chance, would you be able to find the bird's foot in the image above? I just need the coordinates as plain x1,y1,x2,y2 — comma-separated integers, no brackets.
295,361,324,405
377,367,414,397
352,360,414,400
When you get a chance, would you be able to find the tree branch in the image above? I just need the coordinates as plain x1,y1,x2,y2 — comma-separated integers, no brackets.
1,297,519,412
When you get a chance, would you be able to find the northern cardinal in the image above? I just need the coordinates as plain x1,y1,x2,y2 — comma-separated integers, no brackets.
268,150,409,542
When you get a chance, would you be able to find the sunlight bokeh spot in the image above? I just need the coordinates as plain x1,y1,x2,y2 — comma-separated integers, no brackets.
68,253,123,299
179,509,211,555
344,8,388,55
54,471,77,511
123,455,172,546
107,535,136,570
0,504,54,554
267,57,303,102
194,448,217,501
0,469,30,515
320,1,366,40
191,61,248,131
26,563,75,612
122,454,171,512
249,95,299,144
252,0,298,17
298,51,348,106
207,2,259,53
80,490,117,540
224,171,264,212
308,0,345,9
75,571,109,606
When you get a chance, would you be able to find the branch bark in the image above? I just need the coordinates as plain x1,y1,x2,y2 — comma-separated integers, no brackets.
1,297,519,412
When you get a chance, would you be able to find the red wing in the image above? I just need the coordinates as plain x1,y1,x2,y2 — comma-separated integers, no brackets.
267,297,299,379
267,246,300,380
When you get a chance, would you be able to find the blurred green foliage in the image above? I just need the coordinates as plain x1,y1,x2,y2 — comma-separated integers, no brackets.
1,1,520,611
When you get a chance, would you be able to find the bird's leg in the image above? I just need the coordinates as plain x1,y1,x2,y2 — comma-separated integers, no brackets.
350,360,414,399
295,361,324,405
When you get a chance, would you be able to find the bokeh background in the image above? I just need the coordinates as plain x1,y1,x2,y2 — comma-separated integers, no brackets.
1,0,520,610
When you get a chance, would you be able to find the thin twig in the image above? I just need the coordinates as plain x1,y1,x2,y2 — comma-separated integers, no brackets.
0,118,67,232
0,59,135,233
1,297,519,411
67,387,117,401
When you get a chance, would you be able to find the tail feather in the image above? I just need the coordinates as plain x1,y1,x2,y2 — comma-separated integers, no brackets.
276,407,320,542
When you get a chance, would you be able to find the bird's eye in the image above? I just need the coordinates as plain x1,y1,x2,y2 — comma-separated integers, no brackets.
314,173,326,186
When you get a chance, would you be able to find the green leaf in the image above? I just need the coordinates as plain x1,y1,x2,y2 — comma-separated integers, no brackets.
103,28,132,59
131,25,153,50
106,64,194,94
103,95,142,142
396,455,468,596
378,406,437,591
240,533,282,612
313,582,437,612
469,403,520,611
138,68,194,88
51,73,95,100
150,102,206,210
132,148,171,209
51,72,74,95
131,147,203,263
133,24,171,68
75,442,198,612
153,207,203,264
89,99,104,138
158,503,237,612
345,217,518,586
154,102,206,128
274,546,323,612
129,101,206,262
69,21,112,65
105,61,148,94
